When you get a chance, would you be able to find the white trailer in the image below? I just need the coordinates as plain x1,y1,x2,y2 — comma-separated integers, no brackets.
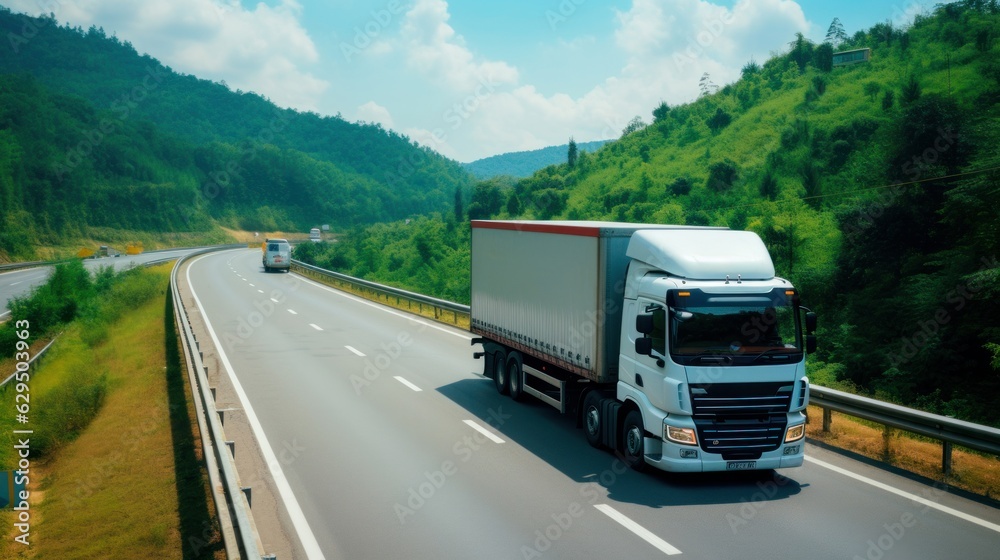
471,220,816,473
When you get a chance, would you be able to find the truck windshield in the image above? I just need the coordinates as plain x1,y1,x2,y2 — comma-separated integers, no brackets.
667,288,803,366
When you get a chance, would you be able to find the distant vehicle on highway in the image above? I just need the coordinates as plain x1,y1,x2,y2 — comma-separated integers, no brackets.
262,239,291,272
96,245,120,257
310,228,322,242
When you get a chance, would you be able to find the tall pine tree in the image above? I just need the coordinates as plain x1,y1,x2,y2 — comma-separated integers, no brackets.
825,17,848,47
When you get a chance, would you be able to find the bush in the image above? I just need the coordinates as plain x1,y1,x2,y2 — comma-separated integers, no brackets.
706,108,732,132
814,43,834,72
706,159,739,192
669,177,694,197
5,260,94,342
760,170,779,200
32,360,109,457
881,90,895,111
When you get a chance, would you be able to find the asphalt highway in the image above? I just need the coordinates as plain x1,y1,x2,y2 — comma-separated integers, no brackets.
0,248,206,319
185,248,1000,560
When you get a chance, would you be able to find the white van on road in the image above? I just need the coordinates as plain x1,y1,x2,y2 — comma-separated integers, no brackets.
262,239,291,272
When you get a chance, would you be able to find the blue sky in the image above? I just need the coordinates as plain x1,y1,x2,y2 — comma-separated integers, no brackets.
4,0,942,161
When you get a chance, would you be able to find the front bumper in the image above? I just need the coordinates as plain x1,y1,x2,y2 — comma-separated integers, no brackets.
644,437,805,473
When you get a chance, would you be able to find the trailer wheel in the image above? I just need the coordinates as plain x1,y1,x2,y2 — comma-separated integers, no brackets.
583,391,603,449
622,409,648,472
507,353,523,401
493,350,509,395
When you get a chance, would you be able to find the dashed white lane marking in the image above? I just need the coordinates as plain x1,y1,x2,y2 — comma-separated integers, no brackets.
294,275,472,340
287,309,298,315
594,504,682,555
257,290,264,294
345,345,365,357
394,376,422,392
271,298,280,303
806,456,1000,534
309,323,323,331
463,420,504,444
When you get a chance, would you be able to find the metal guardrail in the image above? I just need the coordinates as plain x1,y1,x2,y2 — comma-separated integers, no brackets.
809,385,1000,474
292,259,470,324
0,260,48,273
0,336,59,389
290,258,1000,476
170,247,269,560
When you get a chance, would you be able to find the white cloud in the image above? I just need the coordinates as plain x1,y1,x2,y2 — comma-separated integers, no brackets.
7,0,328,111
613,0,808,97
355,101,394,128
404,0,808,161
399,0,518,93
9,0,812,161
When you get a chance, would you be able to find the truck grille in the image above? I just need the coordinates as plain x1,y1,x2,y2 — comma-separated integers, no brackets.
689,382,791,456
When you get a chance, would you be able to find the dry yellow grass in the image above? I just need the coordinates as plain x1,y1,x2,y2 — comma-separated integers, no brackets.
807,405,1000,501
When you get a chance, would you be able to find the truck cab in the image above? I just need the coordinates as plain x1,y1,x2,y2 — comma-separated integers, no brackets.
619,229,811,471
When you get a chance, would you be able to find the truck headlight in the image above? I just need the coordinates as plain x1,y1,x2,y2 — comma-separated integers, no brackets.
664,424,698,446
784,423,805,443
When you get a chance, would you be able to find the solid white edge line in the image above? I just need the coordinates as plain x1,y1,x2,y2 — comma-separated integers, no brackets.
805,456,1000,534
310,323,323,331
394,376,423,392
187,253,327,559
293,274,472,340
594,504,682,555
463,419,505,444
345,345,366,357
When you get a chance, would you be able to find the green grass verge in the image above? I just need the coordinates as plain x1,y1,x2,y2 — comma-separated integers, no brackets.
0,264,222,559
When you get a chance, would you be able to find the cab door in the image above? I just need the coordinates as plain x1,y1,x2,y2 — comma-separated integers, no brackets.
626,296,671,411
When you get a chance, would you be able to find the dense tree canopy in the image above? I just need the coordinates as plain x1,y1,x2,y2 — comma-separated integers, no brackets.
0,7,473,259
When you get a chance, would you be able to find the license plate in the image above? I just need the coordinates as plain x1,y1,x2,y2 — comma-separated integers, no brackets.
726,461,756,470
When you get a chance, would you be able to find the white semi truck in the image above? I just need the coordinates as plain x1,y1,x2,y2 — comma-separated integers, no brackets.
470,220,816,473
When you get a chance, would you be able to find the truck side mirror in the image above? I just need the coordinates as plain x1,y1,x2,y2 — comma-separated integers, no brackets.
806,334,817,354
636,314,654,335
635,336,653,356
806,312,817,334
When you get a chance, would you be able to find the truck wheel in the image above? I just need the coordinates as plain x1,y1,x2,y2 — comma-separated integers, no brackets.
507,353,523,401
583,391,603,449
622,409,648,472
493,350,509,395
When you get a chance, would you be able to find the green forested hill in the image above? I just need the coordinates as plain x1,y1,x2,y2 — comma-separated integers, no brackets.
463,139,610,179
0,8,472,257
298,1,1000,424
